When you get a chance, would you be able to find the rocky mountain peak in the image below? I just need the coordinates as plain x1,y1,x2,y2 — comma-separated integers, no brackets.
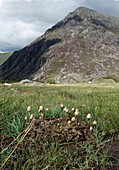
66,6,96,19
46,7,94,32
0,7,119,83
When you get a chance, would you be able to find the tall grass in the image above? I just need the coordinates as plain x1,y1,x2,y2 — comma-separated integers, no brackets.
0,83,119,169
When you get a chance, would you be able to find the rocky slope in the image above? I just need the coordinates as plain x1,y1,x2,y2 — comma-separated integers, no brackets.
0,7,119,83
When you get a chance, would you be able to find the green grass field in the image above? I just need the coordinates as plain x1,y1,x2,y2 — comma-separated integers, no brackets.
0,83,119,169
0,52,12,65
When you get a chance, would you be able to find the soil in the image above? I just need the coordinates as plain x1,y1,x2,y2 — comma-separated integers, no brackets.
1,117,119,170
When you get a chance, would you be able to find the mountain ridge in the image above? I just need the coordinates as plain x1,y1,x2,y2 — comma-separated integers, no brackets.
0,6,119,83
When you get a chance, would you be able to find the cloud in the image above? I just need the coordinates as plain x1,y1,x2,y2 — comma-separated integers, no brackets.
0,20,41,51
0,0,119,52
84,0,119,18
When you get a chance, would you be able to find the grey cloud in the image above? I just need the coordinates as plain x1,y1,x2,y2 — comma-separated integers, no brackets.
0,42,21,52
83,0,119,18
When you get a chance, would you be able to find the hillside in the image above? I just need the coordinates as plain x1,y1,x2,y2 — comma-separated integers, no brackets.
0,52,12,65
0,7,119,83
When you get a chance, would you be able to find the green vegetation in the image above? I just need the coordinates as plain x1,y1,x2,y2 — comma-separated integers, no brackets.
96,76,119,83
0,83,119,169
0,52,12,65
46,73,56,84
103,76,119,83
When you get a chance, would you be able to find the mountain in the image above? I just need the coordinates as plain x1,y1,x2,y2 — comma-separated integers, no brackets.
0,7,119,83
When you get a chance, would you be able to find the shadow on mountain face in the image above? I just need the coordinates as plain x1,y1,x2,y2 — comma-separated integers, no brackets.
0,38,62,82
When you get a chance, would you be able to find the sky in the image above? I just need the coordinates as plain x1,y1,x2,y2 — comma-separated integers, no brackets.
0,0,119,52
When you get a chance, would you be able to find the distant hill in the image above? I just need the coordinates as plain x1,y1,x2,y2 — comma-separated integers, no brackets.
0,7,119,83
0,52,12,65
